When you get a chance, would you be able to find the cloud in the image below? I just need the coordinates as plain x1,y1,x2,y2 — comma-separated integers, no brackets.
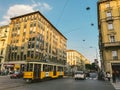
0,2,52,26
38,2,52,12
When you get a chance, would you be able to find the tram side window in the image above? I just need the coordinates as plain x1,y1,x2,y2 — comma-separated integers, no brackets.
29,64,33,71
43,65,48,72
43,65,53,72
58,67,63,71
26,63,33,71
48,65,53,71
26,64,29,71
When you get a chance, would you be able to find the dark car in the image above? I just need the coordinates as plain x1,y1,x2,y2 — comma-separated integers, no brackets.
89,72,98,80
10,71,23,79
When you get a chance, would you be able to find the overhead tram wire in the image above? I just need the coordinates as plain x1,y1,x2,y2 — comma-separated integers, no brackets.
56,0,70,27
64,27,82,35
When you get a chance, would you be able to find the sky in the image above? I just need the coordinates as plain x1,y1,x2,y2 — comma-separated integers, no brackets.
0,0,99,63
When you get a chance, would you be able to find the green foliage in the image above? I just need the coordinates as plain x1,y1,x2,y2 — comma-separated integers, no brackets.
85,63,98,71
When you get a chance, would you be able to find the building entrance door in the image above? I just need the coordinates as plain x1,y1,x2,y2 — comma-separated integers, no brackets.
112,63,120,82
112,63,120,71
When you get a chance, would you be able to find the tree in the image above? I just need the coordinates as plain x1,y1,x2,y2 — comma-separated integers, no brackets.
91,62,98,71
85,64,91,70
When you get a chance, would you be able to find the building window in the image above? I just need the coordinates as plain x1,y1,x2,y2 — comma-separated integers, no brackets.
32,43,34,48
24,24,26,28
1,49,4,55
12,28,14,31
23,32,26,36
27,51,30,57
5,29,7,32
106,3,110,8
108,23,113,30
29,31,32,34
2,42,5,46
106,11,112,17
31,51,34,58
24,55,26,60
34,22,36,27
30,23,33,27
18,26,20,30
112,51,118,60
21,52,23,60
32,37,35,41
21,45,24,49
109,35,115,42
28,42,31,48
17,55,19,60
22,39,25,42
14,52,17,60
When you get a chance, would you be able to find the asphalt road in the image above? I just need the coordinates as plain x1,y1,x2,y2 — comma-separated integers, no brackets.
0,76,116,90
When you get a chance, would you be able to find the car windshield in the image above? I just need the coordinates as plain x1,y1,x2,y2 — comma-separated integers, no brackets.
14,71,19,74
75,71,84,74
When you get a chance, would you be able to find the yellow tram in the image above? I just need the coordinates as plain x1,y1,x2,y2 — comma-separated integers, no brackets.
23,61,65,83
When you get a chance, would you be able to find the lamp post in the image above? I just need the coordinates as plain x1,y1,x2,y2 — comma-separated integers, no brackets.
89,46,99,72
0,56,4,71
89,46,98,60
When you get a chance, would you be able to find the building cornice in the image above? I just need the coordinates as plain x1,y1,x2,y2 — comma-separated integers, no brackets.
10,11,67,40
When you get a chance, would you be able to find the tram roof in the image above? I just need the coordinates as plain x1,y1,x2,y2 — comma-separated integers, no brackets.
25,61,65,67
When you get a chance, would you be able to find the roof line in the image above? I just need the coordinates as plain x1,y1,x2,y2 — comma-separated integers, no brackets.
10,11,67,40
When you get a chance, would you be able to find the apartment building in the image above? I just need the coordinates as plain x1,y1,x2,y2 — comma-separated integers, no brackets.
4,11,67,71
0,25,9,70
98,0,120,73
67,50,90,71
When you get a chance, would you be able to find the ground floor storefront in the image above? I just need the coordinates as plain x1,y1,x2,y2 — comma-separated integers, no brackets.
104,61,120,82
0,61,26,75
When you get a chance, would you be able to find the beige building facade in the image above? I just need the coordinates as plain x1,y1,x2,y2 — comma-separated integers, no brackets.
98,0,120,74
3,11,67,71
67,50,90,71
0,25,9,70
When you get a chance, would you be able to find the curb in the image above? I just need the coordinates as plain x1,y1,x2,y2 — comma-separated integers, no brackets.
111,82,120,90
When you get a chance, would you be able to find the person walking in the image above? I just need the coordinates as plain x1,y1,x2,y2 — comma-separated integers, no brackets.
106,72,111,81
112,70,116,83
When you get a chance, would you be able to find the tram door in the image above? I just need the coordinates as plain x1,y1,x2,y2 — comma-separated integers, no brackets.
53,66,56,76
34,64,41,79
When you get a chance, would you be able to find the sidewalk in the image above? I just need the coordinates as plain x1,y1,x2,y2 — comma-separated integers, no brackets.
111,82,120,90
0,75,9,78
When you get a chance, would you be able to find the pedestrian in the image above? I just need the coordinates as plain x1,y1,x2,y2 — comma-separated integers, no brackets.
106,72,111,81
112,70,116,83
116,70,120,82
98,70,105,80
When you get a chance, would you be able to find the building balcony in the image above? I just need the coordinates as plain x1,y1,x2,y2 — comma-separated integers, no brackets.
102,41,120,48
107,58,120,61
106,16,113,22
0,55,4,58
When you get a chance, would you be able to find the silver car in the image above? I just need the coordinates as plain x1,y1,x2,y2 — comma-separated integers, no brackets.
74,71,86,80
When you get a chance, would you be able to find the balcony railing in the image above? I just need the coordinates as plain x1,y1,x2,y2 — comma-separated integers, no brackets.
103,41,120,47
108,58,120,61
106,16,113,22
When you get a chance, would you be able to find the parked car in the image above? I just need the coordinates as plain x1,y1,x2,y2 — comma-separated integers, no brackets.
74,71,86,80
10,71,23,79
